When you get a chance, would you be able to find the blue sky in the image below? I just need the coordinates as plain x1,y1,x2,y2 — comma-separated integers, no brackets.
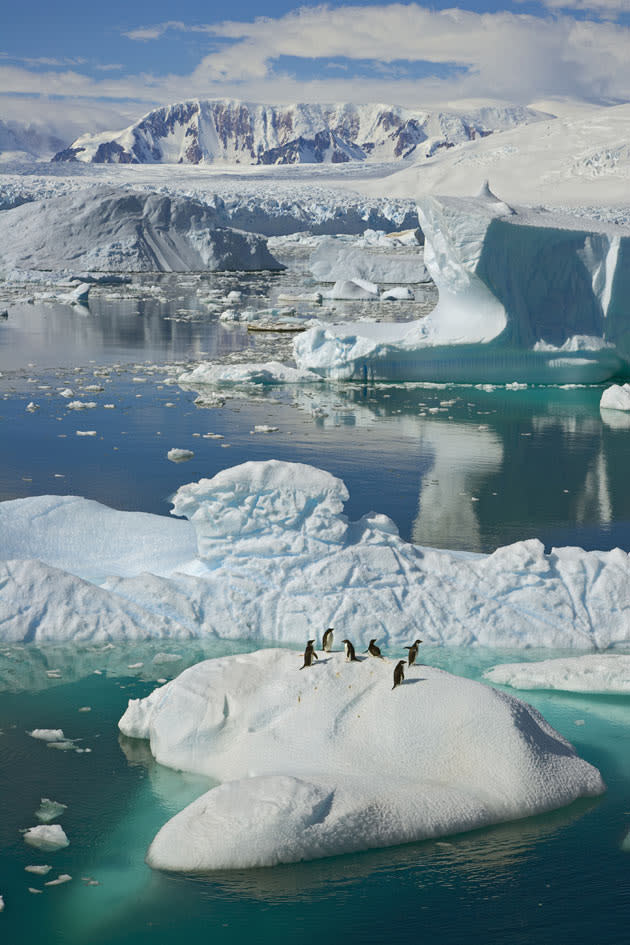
2,1,630,135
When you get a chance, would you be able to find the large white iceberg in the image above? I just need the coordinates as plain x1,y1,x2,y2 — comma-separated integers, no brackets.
2,461,630,649
294,188,630,383
118,649,604,870
485,654,630,693
0,187,283,273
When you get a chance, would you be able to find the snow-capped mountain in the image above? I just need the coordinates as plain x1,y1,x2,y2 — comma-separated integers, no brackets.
53,100,549,166
0,120,66,163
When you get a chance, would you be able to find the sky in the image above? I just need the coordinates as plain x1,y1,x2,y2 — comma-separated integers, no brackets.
2,0,630,139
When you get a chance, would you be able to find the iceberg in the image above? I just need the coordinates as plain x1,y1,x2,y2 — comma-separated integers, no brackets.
485,654,630,694
0,187,284,273
118,649,604,870
310,238,430,285
22,825,69,852
600,382,630,411
294,188,630,383
3,461,630,649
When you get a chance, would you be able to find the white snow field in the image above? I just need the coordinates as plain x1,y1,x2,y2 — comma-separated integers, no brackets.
485,654,630,694
2,460,630,648
294,186,630,384
117,648,605,870
600,383,630,411
0,187,283,272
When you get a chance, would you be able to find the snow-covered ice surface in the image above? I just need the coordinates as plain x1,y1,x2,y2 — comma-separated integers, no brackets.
2,460,630,648
294,188,630,383
0,187,283,273
310,237,430,284
600,383,630,411
485,654,630,694
118,648,604,870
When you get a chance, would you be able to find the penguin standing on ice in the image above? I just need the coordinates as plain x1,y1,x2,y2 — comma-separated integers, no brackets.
300,640,318,670
342,638,359,662
322,628,334,653
392,660,406,690
404,639,422,666
366,639,384,659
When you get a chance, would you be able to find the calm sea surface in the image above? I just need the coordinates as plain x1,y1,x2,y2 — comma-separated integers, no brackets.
1,276,629,943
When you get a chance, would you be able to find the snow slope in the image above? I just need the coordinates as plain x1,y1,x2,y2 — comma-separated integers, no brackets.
53,100,546,167
0,187,283,272
118,648,604,869
2,460,630,648
294,187,630,383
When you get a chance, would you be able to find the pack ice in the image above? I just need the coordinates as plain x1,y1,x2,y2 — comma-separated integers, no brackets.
118,649,604,870
2,461,630,649
294,186,630,383
0,187,283,273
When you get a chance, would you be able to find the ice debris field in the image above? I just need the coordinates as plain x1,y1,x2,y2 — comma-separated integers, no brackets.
2,459,630,649
118,648,604,870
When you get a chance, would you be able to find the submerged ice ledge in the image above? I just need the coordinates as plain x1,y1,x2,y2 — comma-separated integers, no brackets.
119,649,604,870
294,187,630,384
2,460,630,649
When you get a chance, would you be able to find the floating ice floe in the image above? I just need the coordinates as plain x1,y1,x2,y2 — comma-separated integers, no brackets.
310,237,430,285
600,383,630,412
45,874,72,887
0,187,284,273
485,654,630,693
23,824,69,852
28,729,65,742
24,865,52,875
294,186,630,383
35,799,68,823
167,448,194,463
119,649,604,870
2,460,630,647
179,361,322,387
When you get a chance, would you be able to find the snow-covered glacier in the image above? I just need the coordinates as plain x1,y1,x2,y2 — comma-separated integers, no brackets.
2,460,630,649
294,186,630,383
118,648,604,870
0,187,283,272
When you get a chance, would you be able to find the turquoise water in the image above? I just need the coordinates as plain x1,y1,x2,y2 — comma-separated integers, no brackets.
1,642,629,945
2,281,630,943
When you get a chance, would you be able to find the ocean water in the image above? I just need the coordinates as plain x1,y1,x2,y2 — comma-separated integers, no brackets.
1,276,630,943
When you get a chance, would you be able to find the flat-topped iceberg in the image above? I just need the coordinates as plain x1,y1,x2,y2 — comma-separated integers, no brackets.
485,654,630,693
119,649,604,870
0,187,283,273
3,460,630,648
294,187,630,383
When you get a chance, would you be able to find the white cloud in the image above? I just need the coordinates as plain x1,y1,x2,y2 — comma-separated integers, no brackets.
122,21,188,42
521,0,629,19
3,3,630,137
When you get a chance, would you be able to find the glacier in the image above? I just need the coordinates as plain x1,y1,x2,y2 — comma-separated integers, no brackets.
2,460,630,649
0,187,283,273
118,649,604,870
294,187,630,383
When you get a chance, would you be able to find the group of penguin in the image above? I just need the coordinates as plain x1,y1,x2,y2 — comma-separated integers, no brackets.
300,628,423,689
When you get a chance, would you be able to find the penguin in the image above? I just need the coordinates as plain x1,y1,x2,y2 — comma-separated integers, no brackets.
392,660,406,690
300,640,318,670
365,639,384,659
322,628,334,653
404,639,422,666
342,638,359,662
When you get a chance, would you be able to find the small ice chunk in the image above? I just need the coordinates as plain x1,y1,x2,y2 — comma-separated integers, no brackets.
35,799,67,823
24,865,52,875
75,430,97,437
167,448,194,463
127,662,144,669
251,425,279,434
29,729,65,742
78,706,91,712
67,401,97,410
381,287,415,301
600,383,630,412
23,825,69,852
26,402,39,412
59,389,74,398
325,279,379,301
45,874,72,887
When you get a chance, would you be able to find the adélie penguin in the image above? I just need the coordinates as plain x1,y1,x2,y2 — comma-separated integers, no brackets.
366,639,384,659
392,660,406,689
404,639,422,666
342,639,359,662
322,628,334,652
300,640,318,670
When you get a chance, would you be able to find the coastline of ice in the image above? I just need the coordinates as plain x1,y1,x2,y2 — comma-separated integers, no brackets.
118,648,604,870
294,188,630,383
2,460,630,648
485,654,630,693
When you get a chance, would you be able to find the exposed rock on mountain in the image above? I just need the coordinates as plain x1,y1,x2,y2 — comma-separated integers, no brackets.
53,100,548,166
